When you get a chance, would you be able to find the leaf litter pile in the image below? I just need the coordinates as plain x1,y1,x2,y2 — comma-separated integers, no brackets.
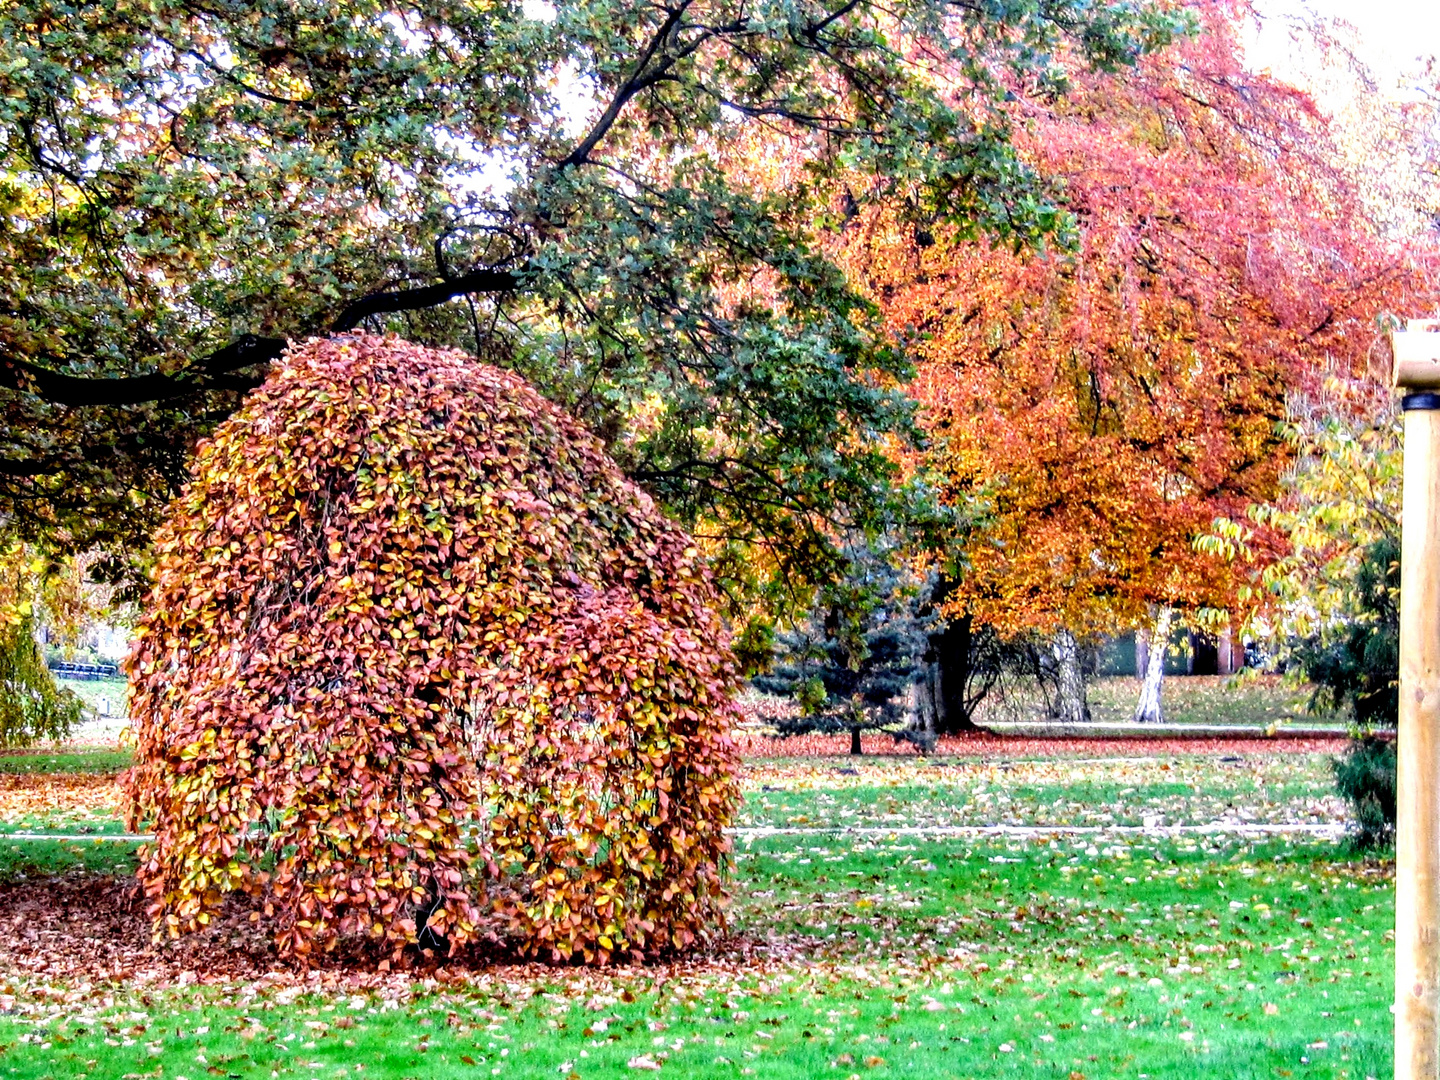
733,730,1346,759
0,773,118,827
0,739,1393,1079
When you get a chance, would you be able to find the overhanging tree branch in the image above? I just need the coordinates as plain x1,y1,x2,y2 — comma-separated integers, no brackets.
1,334,286,408
3,264,524,408
554,5,694,171
329,266,520,332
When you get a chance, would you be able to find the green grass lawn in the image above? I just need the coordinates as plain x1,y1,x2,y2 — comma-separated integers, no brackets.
0,809,134,838
0,750,131,775
0,747,131,846
0,750,1389,1079
737,755,1342,829
1068,676,1342,728
53,676,129,720
0,835,139,880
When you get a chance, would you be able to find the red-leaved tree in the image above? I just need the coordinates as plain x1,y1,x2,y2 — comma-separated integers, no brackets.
843,0,1433,722
125,334,739,962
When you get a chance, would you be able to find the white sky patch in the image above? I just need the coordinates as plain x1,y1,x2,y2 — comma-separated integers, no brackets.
1249,0,1439,98
551,60,601,139
441,59,598,198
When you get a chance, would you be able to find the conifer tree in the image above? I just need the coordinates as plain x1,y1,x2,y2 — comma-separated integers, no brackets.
754,545,931,754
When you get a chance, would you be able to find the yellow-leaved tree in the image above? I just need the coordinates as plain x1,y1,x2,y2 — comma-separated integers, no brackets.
0,541,85,747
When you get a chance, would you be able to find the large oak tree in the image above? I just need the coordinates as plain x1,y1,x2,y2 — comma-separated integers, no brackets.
0,0,1180,601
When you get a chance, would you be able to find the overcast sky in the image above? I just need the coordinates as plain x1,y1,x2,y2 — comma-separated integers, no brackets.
1249,0,1439,93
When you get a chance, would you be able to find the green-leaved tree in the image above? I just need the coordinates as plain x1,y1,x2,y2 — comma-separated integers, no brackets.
1,0,1182,598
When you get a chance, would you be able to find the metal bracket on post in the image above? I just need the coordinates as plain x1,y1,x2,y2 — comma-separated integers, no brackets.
1393,320,1440,1080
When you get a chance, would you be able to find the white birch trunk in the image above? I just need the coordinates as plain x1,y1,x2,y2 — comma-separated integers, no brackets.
1051,629,1090,725
1133,607,1172,724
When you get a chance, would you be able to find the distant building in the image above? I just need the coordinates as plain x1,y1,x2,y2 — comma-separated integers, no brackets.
37,620,132,663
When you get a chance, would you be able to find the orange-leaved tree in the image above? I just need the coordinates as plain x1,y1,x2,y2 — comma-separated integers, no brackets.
843,0,1431,723
125,333,739,962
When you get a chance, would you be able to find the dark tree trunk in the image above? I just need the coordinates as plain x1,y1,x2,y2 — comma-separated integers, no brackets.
850,726,862,755
926,612,985,735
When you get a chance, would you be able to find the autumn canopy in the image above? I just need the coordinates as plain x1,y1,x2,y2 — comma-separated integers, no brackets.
846,5,1411,642
125,334,739,962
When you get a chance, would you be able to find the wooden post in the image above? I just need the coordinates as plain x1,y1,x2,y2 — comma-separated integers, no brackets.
1394,321,1440,1080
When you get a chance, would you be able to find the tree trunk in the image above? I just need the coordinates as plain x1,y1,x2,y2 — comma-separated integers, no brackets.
920,678,936,744
927,654,947,732
1133,607,1172,724
1050,629,1090,725
907,678,936,742
925,611,984,735
850,726,862,755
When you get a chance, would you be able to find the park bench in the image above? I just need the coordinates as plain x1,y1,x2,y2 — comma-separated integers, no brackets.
48,661,119,681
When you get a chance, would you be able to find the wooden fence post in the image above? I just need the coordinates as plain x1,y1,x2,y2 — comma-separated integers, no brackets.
1393,320,1440,1080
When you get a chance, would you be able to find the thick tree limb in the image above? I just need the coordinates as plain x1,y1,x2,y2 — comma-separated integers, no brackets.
329,267,519,332
2,264,523,408
1,334,286,408
554,4,700,171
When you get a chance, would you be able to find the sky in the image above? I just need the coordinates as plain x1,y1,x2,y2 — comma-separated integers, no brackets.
443,1,1440,207
1250,0,1440,95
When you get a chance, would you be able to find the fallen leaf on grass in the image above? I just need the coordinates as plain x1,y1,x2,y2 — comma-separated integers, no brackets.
628,1054,663,1070
0,773,120,818
734,725,1344,762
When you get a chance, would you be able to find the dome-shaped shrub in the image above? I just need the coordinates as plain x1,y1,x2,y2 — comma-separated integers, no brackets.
125,334,739,962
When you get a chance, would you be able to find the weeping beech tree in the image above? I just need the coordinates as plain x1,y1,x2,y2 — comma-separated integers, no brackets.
125,335,739,962
0,544,84,748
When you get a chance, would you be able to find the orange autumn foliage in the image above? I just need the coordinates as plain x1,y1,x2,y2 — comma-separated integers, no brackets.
125,334,739,963
845,1,1433,636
